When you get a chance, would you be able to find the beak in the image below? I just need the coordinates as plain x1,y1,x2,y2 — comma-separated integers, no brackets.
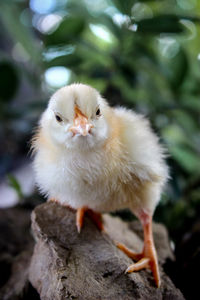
69,106,93,136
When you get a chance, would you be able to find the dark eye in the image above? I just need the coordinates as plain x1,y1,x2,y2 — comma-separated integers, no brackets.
96,108,101,116
55,115,62,122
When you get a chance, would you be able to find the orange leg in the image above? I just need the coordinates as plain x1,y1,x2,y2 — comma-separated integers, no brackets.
116,243,143,261
49,200,104,233
86,209,104,231
76,207,104,233
76,207,87,233
117,211,160,287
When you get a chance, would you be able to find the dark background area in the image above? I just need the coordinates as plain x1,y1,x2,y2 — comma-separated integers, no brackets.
0,0,200,299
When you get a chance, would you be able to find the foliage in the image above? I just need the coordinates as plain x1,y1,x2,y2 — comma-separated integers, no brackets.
0,0,200,242
7,174,24,199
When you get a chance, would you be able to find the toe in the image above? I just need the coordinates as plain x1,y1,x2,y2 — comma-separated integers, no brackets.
116,242,143,260
126,258,150,273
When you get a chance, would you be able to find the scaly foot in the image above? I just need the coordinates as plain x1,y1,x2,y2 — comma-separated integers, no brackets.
117,212,160,288
117,241,160,287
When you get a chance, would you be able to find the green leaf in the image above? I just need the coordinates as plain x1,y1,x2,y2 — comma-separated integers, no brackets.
45,53,82,69
94,14,121,38
0,3,41,64
7,174,23,199
137,15,185,33
111,0,135,16
178,15,200,23
45,17,85,46
181,96,200,113
170,110,197,133
162,124,189,146
170,146,200,173
167,48,188,90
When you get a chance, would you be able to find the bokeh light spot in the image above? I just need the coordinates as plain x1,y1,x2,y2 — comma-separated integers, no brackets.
30,0,56,14
158,37,180,59
36,14,62,34
112,13,129,27
45,66,71,88
90,24,113,43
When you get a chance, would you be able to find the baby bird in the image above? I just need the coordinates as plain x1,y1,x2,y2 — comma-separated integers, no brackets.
32,83,168,287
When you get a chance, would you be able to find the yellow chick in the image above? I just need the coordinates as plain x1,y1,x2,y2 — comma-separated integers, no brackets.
32,83,169,287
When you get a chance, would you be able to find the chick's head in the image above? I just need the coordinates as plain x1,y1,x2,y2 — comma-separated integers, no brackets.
40,84,109,150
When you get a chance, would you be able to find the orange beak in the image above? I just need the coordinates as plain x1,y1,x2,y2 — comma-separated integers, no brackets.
69,106,93,136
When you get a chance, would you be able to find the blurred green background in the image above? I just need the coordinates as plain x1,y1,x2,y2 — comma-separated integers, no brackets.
0,0,199,297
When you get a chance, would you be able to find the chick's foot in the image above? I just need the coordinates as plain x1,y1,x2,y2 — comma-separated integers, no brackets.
76,207,104,233
117,241,160,287
117,212,160,288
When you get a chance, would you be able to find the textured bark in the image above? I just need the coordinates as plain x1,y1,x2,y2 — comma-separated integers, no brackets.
29,202,185,300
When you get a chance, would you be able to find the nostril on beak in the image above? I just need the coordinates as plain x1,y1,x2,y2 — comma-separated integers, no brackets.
69,123,93,136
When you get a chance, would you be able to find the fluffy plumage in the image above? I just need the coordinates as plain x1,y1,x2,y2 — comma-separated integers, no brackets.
32,83,168,217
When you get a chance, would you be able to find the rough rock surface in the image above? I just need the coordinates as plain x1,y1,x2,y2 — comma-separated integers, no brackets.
29,202,185,300
0,206,39,300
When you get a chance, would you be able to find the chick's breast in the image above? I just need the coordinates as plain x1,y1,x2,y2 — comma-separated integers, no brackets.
33,106,168,216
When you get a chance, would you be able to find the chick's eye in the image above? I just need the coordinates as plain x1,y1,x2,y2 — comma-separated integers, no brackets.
96,108,101,116
55,115,62,123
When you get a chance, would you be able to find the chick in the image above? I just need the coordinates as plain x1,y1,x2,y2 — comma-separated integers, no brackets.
32,83,169,287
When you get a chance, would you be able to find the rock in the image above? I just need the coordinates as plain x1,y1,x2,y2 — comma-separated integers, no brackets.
0,206,32,259
0,248,36,300
0,206,39,300
29,202,185,300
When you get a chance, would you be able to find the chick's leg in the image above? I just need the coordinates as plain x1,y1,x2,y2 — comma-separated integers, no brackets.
76,207,104,233
76,207,87,233
86,209,104,231
117,211,160,287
